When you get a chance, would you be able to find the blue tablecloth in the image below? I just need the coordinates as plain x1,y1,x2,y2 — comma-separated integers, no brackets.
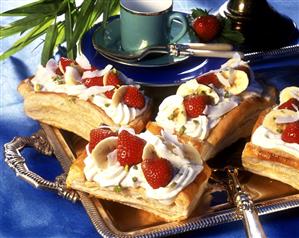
1,1,299,237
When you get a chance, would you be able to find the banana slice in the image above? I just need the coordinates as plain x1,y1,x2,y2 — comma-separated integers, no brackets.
182,144,202,164
64,66,81,85
177,79,220,104
218,70,249,95
142,143,158,160
262,109,296,133
111,85,128,107
279,86,299,104
91,137,118,169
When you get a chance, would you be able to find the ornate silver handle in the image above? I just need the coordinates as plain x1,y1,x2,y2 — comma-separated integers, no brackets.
4,130,79,203
226,167,266,238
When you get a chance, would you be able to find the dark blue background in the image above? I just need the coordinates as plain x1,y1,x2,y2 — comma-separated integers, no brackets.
1,1,299,237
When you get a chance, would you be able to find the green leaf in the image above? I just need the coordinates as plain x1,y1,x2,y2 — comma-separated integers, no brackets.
41,20,58,65
0,14,54,39
0,0,64,16
0,19,53,61
219,18,245,44
191,8,209,19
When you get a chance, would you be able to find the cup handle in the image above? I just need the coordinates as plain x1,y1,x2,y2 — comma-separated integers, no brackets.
168,12,188,43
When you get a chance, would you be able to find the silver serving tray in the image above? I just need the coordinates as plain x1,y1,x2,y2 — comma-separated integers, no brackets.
4,123,299,238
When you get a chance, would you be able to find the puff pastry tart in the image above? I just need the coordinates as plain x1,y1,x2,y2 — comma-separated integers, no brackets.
18,55,152,140
148,54,276,161
242,86,299,190
66,127,211,221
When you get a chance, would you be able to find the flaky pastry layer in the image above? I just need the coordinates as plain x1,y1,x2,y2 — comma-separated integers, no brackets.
18,79,152,141
66,152,211,222
242,109,299,190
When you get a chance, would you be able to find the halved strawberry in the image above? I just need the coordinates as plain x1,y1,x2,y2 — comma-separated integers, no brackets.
58,57,76,73
196,73,222,88
106,72,121,87
117,130,146,166
123,86,145,109
278,98,299,111
183,95,211,118
141,157,173,189
89,128,117,152
82,76,104,87
104,89,115,99
281,121,299,144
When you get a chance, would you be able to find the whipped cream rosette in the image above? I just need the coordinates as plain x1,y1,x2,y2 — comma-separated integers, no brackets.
66,126,211,221
18,54,152,140
242,86,299,190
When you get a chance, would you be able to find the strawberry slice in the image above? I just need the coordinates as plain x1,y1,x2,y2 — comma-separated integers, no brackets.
82,76,104,87
196,73,222,88
281,121,299,144
123,86,145,109
117,130,146,166
106,72,121,87
183,95,211,118
58,57,76,73
141,157,173,189
278,98,299,111
89,128,117,152
104,89,115,99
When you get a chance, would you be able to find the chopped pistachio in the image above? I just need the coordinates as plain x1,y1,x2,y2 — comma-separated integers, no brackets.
34,83,42,91
276,128,283,133
132,177,138,183
224,92,230,98
193,120,199,125
53,76,64,84
124,164,129,172
114,185,122,193
179,125,186,135
105,103,110,107
170,182,177,188
133,165,138,170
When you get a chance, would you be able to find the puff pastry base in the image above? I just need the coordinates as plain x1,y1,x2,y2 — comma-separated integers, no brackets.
18,79,152,141
66,152,211,222
242,110,299,190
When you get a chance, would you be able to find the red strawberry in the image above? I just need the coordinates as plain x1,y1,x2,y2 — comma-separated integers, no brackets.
89,128,117,152
192,15,220,42
117,130,146,166
58,57,76,73
106,72,121,87
104,89,115,99
82,76,104,87
141,157,173,189
278,98,299,111
123,86,145,109
196,73,222,88
183,95,211,118
281,121,299,144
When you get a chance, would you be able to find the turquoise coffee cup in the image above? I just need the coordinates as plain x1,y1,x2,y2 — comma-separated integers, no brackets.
120,0,188,52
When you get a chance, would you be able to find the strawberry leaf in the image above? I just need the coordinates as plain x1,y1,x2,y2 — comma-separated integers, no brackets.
219,17,245,44
191,8,210,19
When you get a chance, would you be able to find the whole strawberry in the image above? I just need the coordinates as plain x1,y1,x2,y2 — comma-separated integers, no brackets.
278,98,299,111
281,121,299,144
89,128,117,152
183,95,211,118
117,130,146,166
142,157,173,189
192,9,220,42
123,86,145,109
